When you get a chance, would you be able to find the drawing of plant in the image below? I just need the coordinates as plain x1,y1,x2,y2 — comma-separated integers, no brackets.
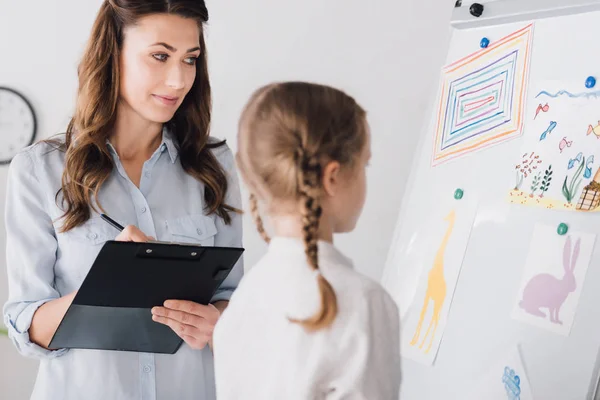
514,152,542,190
502,366,521,400
563,156,585,203
515,171,524,190
539,165,552,198
530,172,542,197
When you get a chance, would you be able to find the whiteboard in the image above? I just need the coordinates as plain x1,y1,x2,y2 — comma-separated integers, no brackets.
382,2,600,399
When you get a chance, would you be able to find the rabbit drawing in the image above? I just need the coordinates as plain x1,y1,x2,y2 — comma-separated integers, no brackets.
518,236,580,325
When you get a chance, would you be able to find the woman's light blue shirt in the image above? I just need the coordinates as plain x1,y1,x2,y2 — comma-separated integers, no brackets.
2,128,244,400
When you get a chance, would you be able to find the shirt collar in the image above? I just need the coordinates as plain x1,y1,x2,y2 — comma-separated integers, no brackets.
267,236,354,268
161,126,179,164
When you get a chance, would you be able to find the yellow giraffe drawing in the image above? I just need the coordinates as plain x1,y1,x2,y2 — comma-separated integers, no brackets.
410,209,455,354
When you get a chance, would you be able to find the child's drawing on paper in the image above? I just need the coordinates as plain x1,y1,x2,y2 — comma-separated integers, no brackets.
467,347,533,400
508,81,600,211
431,24,534,166
409,210,454,354
401,196,478,366
511,224,596,335
518,236,579,324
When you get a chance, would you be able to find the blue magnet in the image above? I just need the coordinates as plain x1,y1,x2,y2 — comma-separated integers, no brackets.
454,188,464,200
480,37,490,48
557,223,568,235
586,76,596,89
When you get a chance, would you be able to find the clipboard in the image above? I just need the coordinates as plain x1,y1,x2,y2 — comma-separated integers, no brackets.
48,240,244,354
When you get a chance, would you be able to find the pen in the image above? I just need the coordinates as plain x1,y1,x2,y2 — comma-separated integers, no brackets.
101,213,160,242
99,213,190,246
100,213,125,232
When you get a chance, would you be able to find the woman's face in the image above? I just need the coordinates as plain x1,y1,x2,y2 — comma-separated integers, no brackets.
119,14,201,123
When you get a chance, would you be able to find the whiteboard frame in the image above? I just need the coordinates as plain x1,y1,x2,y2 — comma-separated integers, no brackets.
452,0,600,29
592,345,600,399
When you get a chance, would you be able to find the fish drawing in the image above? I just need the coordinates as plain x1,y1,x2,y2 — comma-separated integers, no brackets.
502,366,521,400
559,137,573,153
587,121,600,138
585,155,595,179
568,152,583,169
558,136,573,153
540,121,557,141
534,103,550,119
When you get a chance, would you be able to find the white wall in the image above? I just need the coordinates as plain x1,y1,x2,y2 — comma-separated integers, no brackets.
0,0,454,398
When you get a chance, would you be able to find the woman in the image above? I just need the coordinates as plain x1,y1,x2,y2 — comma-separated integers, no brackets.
2,1,243,399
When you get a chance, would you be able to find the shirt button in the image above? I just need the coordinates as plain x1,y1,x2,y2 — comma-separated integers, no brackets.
88,233,98,240
143,365,151,373
145,172,151,178
141,207,147,213
161,144,167,153
196,228,202,235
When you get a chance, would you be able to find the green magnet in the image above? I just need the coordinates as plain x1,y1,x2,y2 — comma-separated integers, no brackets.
454,188,464,200
557,223,568,235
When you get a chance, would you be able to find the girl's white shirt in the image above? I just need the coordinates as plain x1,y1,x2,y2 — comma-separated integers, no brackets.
214,236,401,400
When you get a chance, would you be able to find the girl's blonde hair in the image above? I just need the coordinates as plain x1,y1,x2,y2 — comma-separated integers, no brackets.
236,82,368,331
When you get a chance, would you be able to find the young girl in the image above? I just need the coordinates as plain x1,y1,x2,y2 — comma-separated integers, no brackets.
213,82,401,399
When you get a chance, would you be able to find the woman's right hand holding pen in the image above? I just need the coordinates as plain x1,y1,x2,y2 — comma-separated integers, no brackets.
99,214,154,242
115,225,155,242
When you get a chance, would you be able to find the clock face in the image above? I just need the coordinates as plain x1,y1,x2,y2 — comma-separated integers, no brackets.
0,87,36,165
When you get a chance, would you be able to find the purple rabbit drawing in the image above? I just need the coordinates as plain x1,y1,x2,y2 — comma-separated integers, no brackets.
519,236,580,325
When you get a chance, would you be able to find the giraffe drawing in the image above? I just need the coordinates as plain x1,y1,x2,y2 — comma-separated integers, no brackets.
410,209,455,354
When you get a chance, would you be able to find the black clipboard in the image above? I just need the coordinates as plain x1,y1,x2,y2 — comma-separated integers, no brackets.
48,240,244,354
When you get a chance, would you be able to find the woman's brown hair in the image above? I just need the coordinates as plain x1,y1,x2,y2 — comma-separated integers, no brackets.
236,82,368,331
51,0,236,232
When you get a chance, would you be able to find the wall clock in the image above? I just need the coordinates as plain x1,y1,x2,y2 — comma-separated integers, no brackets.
0,87,37,165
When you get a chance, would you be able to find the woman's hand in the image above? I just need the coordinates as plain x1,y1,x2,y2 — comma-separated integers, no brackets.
30,291,78,349
117,227,226,350
151,300,221,350
115,225,154,242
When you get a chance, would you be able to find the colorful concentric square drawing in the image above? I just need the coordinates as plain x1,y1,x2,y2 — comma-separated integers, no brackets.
431,24,534,166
